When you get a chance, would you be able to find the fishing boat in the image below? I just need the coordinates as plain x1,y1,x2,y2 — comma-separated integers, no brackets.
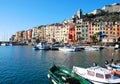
58,44,77,52
33,42,50,50
47,64,93,84
50,44,64,50
72,65,120,84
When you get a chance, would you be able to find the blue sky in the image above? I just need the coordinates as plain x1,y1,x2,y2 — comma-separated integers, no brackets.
0,0,119,41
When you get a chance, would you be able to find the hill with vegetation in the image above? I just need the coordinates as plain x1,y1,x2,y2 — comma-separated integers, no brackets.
82,12,120,22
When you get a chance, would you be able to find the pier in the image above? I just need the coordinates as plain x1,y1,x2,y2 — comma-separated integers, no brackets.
0,41,16,46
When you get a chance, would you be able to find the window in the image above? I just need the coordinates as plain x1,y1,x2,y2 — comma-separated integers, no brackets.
96,73,104,78
87,71,95,76
77,32,81,34
105,74,111,79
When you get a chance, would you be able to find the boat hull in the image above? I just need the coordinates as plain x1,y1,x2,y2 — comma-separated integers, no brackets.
48,65,92,84
59,47,76,52
72,66,120,84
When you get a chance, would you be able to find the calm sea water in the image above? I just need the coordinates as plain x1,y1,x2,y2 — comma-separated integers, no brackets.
0,46,120,84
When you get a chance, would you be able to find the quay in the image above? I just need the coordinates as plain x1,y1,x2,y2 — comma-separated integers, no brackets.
0,41,17,46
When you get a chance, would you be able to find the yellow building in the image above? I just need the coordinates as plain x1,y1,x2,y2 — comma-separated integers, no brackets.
75,23,82,43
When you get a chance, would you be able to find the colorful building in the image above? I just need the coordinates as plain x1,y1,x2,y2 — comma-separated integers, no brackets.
68,24,75,44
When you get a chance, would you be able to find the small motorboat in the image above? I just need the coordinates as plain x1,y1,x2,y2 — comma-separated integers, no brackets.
47,64,93,84
59,47,76,52
33,42,50,50
72,65,120,84
50,44,64,50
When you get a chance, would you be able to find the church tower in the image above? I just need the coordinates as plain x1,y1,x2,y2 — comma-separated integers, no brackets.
77,9,82,19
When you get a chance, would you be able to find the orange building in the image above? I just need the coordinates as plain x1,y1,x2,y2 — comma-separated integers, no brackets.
68,24,75,44
117,23,120,37
27,29,32,40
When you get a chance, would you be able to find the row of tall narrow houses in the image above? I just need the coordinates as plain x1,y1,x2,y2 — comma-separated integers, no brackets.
14,29,33,42
10,3,120,44
11,21,120,44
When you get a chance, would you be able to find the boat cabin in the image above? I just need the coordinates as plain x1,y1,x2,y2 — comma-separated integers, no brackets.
86,66,113,79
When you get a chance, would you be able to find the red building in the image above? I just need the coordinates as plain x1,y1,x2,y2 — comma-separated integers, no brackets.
68,24,75,44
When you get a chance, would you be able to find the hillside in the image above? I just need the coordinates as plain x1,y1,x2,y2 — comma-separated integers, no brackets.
82,12,120,22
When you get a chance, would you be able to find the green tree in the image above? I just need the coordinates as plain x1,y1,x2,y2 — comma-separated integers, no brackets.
90,32,100,44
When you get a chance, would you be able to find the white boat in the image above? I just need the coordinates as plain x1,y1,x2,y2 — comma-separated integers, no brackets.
34,42,50,50
59,46,76,52
50,44,64,50
84,46,99,51
72,65,120,84
1,43,7,46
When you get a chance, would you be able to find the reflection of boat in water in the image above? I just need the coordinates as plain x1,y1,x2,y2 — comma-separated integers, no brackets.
33,42,50,50
48,64,93,84
72,65,120,84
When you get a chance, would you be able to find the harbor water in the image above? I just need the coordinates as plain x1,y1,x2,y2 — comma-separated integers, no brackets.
0,46,120,84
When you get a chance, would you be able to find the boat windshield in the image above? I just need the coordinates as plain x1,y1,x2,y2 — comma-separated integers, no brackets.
105,74,111,79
